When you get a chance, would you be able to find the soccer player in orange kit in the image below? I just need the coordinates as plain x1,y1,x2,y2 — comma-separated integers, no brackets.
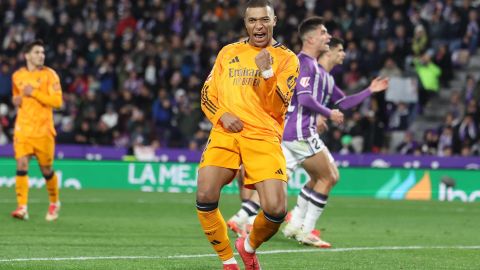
11,40,63,221
195,1,299,269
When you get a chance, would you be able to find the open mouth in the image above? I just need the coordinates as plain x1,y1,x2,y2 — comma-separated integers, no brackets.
253,33,267,41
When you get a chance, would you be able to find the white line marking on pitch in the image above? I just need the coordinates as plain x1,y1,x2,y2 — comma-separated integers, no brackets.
0,246,479,263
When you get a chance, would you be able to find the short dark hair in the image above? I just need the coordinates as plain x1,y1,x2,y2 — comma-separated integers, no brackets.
298,16,324,40
245,0,274,10
329,37,344,49
22,39,44,54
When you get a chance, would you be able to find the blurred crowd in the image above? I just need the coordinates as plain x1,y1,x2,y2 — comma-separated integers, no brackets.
0,0,479,157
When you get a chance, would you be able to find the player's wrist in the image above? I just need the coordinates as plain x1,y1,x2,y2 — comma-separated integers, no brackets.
261,67,274,79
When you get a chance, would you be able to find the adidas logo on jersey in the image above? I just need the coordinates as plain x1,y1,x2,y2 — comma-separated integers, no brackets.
275,168,284,175
229,56,240,64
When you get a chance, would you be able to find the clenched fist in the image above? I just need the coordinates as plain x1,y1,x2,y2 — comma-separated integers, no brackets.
255,49,272,71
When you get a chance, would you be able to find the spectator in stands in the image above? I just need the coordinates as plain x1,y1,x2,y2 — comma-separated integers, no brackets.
100,103,119,130
434,44,453,87
465,99,479,123
412,24,429,57
379,57,402,78
446,9,464,52
0,63,12,104
437,112,457,135
74,120,94,145
454,114,478,152
57,117,75,144
152,88,173,141
420,129,439,155
466,9,479,54
389,102,410,130
362,39,382,75
339,135,356,155
362,109,385,153
343,60,364,92
396,132,418,155
381,39,404,70
95,120,114,146
0,103,9,145
447,90,465,121
414,51,441,111
429,12,447,49
461,144,473,157
464,74,479,103
440,146,453,157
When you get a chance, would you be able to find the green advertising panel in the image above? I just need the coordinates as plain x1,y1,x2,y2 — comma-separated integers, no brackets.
1,159,479,202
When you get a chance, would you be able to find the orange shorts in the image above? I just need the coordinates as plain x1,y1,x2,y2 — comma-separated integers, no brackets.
13,135,55,166
200,129,287,189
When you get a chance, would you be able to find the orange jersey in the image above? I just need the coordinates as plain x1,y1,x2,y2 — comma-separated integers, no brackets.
201,40,299,142
12,66,63,139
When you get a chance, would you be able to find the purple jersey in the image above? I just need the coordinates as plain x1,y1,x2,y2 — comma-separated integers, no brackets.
283,52,344,141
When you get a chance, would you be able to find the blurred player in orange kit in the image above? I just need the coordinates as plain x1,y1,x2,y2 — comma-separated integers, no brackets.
11,39,63,221
195,0,299,269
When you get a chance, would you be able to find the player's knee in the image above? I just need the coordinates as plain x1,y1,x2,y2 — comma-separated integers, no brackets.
329,170,340,186
262,201,286,217
17,160,28,170
40,167,53,178
263,210,287,224
16,170,28,177
196,190,218,204
43,171,55,181
196,190,209,203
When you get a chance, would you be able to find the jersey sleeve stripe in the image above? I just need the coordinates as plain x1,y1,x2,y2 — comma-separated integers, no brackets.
203,100,217,114
334,97,345,106
297,91,311,95
200,85,218,114
275,86,289,107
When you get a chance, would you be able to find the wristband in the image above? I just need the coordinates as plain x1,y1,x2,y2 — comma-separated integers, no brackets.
261,68,274,79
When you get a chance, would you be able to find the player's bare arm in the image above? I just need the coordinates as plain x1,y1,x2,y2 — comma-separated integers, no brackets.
369,77,390,93
220,112,244,133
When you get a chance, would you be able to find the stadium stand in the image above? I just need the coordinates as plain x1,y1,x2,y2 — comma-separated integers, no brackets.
0,0,478,157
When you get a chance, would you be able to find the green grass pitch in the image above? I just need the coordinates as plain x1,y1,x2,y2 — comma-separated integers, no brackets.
0,188,479,270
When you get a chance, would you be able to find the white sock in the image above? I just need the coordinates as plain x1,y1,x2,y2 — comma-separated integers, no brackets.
290,186,312,229
244,236,255,253
230,208,249,224
223,257,237,265
247,214,256,226
302,191,328,233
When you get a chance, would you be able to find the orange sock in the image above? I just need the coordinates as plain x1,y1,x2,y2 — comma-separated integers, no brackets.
45,172,59,204
196,204,234,261
249,211,284,249
15,172,29,207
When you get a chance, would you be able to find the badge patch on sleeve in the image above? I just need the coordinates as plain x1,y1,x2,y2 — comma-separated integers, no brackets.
299,77,310,88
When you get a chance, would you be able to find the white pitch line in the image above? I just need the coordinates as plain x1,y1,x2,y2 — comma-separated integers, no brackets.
0,245,479,263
